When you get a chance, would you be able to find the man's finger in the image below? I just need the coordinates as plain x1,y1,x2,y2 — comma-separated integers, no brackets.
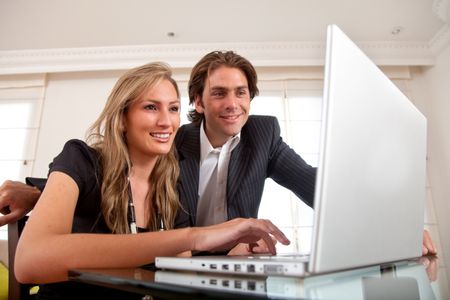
0,211,21,227
423,230,437,255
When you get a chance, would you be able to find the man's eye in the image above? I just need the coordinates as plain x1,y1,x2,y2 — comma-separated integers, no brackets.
237,90,248,97
144,104,157,110
170,106,180,112
212,91,225,97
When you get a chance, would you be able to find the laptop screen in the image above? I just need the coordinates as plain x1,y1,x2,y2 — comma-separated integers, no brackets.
309,24,427,273
155,25,427,277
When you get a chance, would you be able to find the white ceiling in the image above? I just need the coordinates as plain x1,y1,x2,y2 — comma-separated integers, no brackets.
0,0,449,75
0,0,447,50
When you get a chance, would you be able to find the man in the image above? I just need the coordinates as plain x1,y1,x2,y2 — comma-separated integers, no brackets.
175,51,315,228
0,51,437,255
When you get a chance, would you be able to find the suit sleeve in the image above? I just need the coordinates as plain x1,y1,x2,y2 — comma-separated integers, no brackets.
267,117,316,208
25,177,47,192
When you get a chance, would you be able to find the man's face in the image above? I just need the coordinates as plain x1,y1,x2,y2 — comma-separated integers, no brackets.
195,66,250,147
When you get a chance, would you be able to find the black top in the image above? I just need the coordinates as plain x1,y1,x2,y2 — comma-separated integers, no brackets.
35,139,143,300
50,139,111,234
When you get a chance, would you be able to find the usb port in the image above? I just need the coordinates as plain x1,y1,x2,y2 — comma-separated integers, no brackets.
210,264,217,270
209,279,217,285
234,264,241,272
222,264,229,270
222,280,229,287
247,281,256,291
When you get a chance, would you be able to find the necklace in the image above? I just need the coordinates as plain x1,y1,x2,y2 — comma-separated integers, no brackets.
127,179,138,234
127,178,165,233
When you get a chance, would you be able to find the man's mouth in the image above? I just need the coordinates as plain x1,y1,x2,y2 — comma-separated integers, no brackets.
220,114,242,120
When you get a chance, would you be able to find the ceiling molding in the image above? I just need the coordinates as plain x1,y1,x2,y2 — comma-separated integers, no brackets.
430,0,450,55
432,0,450,22
0,41,435,75
429,24,450,55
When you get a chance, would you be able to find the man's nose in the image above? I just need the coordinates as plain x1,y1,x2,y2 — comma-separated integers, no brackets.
224,94,239,110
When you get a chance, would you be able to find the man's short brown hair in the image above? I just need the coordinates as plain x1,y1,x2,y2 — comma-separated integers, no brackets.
187,51,259,123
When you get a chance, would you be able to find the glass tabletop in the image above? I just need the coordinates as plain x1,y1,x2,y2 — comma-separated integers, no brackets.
69,256,448,300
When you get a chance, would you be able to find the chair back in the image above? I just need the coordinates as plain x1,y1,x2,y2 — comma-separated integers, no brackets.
8,216,34,300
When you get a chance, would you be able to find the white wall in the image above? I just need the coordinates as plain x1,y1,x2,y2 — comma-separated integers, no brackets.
410,44,450,290
424,45,450,277
32,71,121,177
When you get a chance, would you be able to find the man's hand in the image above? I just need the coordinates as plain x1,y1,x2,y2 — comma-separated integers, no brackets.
0,180,41,226
422,229,437,256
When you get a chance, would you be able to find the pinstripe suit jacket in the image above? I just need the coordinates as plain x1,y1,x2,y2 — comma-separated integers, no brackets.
174,115,317,228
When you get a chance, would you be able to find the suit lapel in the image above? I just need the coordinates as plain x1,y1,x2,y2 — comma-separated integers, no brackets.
227,138,252,205
177,124,201,225
177,122,253,221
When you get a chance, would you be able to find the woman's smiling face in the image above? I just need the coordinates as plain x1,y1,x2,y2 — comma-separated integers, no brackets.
124,79,180,160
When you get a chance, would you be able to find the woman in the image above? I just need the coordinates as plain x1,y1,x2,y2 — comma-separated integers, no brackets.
14,62,289,299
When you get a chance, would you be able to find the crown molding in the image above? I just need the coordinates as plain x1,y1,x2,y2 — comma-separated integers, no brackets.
432,0,449,22
0,41,435,75
430,25,450,57
431,0,450,55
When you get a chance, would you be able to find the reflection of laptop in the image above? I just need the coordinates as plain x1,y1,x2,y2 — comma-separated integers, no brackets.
155,270,309,298
155,271,269,297
155,261,431,299
156,24,427,276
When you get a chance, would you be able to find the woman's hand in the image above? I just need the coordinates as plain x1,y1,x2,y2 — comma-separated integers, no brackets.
228,237,277,256
190,218,289,255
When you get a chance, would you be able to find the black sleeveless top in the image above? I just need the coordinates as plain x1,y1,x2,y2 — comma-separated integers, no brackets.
37,139,144,300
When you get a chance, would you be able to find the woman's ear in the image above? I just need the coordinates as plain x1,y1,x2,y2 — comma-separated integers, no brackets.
121,114,127,136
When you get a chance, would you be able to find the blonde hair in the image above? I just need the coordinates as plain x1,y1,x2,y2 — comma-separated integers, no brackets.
86,62,180,233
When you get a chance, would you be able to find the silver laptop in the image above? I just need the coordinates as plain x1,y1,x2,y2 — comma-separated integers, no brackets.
156,24,427,277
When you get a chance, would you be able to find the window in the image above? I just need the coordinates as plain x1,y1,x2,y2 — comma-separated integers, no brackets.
251,80,323,254
0,75,45,235
177,78,323,254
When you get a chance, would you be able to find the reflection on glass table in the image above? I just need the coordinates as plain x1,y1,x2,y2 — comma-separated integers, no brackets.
154,258,437,299
69,257,445,300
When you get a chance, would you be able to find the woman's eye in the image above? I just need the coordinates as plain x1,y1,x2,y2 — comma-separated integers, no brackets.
170,106,180,112
144,104,157,111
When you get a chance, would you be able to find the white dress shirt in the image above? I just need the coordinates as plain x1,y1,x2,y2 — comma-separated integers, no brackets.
196,121,240,226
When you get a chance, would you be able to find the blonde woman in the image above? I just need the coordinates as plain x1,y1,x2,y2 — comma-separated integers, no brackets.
14,62,289,299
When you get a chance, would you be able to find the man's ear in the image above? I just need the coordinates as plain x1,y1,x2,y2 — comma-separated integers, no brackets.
194,95,204,113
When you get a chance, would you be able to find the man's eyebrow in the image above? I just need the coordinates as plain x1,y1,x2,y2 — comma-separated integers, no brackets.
209,86,248,90
209,86,227,90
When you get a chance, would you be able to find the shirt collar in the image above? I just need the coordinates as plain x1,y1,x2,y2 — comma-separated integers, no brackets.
200,121,241,163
